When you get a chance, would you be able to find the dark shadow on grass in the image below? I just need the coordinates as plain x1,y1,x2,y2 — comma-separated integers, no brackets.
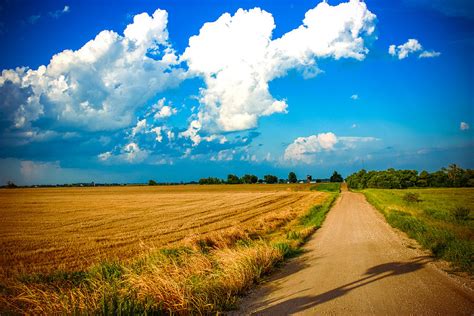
252,256,431,315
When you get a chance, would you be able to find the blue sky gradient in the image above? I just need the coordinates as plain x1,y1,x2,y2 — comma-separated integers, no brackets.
0,0,472,184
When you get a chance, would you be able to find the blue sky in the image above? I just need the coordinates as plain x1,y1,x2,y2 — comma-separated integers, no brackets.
0,0,472,185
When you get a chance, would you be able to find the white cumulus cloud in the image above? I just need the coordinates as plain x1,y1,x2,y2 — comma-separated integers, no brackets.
182,0,376,134
155,105,176,119
389,38,440,59
284,132,378,164
100,142,149,164
284,132,338,164
122,142,149,163
388,39,422,59
0,9,184,135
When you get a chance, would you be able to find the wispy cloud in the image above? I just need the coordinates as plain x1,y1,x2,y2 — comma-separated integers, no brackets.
418,50,441,58
26,5,70,25
27,14,41,24
49,5,70,18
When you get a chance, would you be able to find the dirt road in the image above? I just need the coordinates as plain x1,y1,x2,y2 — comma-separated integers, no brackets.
237,191,474,315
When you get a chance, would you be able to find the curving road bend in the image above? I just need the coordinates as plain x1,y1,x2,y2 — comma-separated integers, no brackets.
236,190,474,315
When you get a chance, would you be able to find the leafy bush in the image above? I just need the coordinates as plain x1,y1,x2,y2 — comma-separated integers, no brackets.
402,192,421,203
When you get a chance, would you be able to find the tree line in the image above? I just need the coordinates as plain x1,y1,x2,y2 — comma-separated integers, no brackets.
346,164,474,189
199,174,280,184
198,171,344,185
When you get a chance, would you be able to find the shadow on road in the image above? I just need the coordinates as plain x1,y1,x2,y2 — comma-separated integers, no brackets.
253,256,432,315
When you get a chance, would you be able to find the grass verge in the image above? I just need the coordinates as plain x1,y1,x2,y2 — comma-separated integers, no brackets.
361,188,473,273
310,182,341,192
1,193,338,314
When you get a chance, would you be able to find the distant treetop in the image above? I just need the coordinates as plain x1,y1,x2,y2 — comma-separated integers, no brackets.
330,171,343,183
288,172,297,183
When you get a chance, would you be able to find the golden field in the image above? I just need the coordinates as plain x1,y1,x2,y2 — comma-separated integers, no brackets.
0,184,325,282
0,184,335,313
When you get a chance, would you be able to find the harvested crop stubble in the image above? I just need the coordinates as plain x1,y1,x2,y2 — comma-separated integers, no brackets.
0,184,324,278
0,185,336,314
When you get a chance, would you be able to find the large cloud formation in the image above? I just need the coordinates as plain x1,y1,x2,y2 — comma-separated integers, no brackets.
284,132,378,164
0,9,183,141
182,0,376,134
1,0,378,167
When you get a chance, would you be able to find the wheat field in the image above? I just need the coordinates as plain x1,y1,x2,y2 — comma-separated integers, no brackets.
0,184,324,280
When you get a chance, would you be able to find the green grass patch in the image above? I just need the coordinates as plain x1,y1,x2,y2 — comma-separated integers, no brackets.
273,242,304,259
363,188,473,273
300,193,338,228
310,182,341,192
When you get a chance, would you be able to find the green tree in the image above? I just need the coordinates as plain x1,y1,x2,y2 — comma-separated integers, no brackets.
148,179,158,186
417,170,429,187
330,171,343,182
430,170,449,187
264,174,278,184
199,177,222,184
241,174,258,184
227,174,241,184
346,165,474,189
288,171,297,183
